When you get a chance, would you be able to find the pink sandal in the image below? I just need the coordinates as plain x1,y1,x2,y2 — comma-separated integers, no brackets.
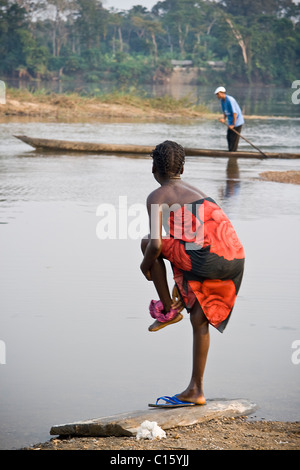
148,300,183,332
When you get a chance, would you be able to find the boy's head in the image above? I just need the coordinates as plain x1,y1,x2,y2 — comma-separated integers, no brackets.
151,141,185,178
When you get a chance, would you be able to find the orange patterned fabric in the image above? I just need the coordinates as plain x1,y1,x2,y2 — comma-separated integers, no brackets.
161,198,245,332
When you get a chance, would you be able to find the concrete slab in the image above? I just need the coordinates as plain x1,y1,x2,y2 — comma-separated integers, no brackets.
50,398,257,437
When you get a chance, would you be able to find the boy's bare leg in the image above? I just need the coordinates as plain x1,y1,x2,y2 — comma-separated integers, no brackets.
177,302,209,405
141,237,183,331
150,256,173,312
141,237,172,311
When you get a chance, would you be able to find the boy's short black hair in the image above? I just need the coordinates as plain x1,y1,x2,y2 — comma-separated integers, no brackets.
151,140,185,177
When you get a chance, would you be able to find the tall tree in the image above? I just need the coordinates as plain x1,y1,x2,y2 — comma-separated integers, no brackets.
48,0,76,56
108,11,124,54
129,9,163,61
153,0,199,57
0,0,47,76
221,0,297,17
75,0,108,51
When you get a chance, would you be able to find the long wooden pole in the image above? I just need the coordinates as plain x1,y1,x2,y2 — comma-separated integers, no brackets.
221,121,267,158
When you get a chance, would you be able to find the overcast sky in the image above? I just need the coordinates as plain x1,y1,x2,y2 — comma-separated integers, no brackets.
103,0,157,10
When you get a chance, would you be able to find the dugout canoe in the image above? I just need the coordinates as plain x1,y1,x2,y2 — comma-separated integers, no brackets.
15,135,300,159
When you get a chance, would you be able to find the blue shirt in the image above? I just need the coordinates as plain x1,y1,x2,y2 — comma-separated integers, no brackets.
221,95,244,127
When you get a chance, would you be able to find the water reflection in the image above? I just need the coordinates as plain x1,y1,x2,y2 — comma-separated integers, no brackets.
222,157,241,199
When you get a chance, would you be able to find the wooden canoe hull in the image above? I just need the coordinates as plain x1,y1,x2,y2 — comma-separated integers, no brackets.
15,135,300,159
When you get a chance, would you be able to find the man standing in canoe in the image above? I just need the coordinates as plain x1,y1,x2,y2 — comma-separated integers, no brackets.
215,86,244,152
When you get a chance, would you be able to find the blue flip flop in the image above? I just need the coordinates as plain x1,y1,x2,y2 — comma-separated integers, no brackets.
148,394,196,408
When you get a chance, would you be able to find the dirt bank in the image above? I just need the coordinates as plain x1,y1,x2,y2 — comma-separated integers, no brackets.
23,416,300,451
259,171,300,185
1,90,213,121
1,90,292,122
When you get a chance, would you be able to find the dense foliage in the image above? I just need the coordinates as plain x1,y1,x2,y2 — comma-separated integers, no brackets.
1,0,299,86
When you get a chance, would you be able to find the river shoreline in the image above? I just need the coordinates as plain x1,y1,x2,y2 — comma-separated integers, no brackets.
3,90,299,186
1,89,212,122
1,89,296,123
259,171,300,185
22,416,299,451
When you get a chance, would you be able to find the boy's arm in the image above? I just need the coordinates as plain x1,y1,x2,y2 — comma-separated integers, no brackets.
140,192,163,280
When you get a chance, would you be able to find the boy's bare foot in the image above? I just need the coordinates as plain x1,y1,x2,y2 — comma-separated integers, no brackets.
148,313,183,332
176,391,206,406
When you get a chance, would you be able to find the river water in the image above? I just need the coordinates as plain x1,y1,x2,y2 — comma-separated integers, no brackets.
0,90,300,449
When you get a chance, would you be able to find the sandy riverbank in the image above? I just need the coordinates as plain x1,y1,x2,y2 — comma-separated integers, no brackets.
1,89,214,121
259,171,300,185
1,89,295,122
22,416,299,451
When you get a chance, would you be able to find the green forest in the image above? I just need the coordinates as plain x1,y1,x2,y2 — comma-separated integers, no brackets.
1,0,300,87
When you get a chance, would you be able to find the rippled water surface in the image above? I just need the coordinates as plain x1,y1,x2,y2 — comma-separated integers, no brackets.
0,116,300,449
